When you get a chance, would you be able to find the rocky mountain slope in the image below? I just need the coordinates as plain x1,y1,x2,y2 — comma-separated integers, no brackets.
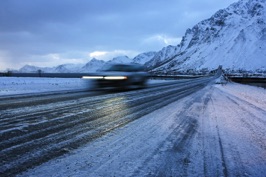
147,0,266,74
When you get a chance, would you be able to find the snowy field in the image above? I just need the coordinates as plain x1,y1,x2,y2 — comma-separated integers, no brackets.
12,80,265,177
0,77,90,96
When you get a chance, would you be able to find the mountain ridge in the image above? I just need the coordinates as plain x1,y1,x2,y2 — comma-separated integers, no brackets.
13,0,266,74
146,0,266,74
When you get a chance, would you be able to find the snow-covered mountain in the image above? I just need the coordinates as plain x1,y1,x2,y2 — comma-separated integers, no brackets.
18,57,134,73
19,65,41,73
106,56,132,64
17,0,266,74
80,58,105,72
19,65,54,73
147,0,266,74
132,52,156,65
144,45,180,70
54,64,84,73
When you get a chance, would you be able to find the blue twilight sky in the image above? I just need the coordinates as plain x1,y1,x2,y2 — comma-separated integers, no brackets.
0,0,236,70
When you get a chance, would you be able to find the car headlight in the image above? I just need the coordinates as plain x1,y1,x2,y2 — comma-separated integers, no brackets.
82,76,104,79
104,76,127,80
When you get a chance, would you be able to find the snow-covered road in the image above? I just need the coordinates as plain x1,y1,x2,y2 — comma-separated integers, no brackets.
0,77,212,176
17,82,266,177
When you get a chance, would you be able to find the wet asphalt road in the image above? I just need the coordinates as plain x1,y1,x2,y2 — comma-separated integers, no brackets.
0,77,214,176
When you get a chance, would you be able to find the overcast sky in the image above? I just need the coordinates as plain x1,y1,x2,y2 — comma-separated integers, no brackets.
0,0,237,71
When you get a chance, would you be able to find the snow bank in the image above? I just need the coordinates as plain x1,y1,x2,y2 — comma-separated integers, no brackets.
215,75,228,84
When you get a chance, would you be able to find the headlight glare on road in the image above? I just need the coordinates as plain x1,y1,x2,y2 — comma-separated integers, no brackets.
104,76,127,80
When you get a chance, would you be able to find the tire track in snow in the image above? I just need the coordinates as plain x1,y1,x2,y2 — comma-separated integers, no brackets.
216,125,229,177
217,89,266,148
209,86,266,176
133,88,208,177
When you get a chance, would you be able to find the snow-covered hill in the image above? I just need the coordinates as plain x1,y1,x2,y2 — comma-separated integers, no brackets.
147,0,266,74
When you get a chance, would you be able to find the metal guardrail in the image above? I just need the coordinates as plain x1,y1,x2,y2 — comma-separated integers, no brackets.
228,77,266,88
149,75,205,79
228,77,266,83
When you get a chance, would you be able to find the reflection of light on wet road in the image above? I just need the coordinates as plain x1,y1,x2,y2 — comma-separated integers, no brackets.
101,96,129,114
103,96,126,105
87,95,132,130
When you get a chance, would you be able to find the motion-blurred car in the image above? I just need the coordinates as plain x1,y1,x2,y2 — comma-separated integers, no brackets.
82,63,148,90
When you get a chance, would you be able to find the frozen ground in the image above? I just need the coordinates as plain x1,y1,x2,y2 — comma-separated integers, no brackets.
16,82,266,177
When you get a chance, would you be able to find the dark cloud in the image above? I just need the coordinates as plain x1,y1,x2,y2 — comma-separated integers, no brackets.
0,0,236,70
